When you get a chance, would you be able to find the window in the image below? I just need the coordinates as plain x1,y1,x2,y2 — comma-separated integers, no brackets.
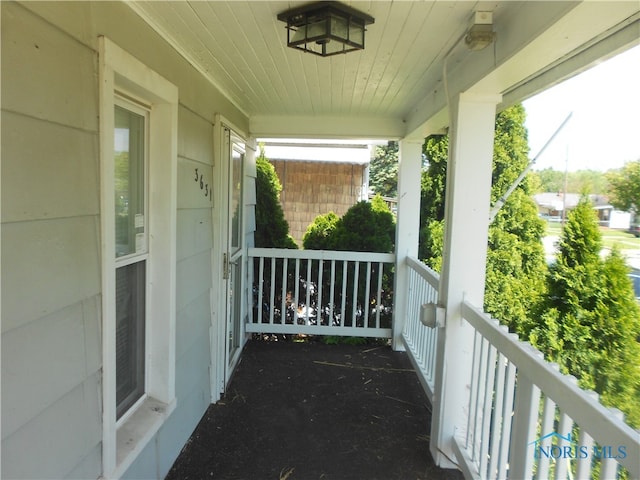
99,37,178,477
114,101,148,420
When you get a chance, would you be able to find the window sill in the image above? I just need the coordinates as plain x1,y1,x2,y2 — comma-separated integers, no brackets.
113,396,176,478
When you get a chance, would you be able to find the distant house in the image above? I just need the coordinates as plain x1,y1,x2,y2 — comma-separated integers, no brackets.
533,192,631,229
263,140,372,245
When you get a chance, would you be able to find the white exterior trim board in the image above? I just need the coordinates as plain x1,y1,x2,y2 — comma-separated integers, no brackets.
99,36,178,478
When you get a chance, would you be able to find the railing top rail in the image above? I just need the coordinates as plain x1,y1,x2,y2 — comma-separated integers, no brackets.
248,247,395,263
405,256,440,290
462,299,640,477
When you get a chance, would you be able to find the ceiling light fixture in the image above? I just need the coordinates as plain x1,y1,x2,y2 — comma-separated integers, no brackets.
277,1,374,57
465,11,496,51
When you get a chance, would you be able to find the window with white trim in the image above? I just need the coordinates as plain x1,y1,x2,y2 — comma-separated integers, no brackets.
114,100,149,420
99,36,178,477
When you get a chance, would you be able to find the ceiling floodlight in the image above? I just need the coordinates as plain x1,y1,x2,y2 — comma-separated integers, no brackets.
277,1,375,57
465,11,496,51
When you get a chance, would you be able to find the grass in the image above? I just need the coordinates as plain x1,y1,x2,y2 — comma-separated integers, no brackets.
544,222,640,250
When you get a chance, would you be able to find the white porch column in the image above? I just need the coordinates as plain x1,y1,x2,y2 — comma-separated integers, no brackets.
392,139,423,351
430,92,501,467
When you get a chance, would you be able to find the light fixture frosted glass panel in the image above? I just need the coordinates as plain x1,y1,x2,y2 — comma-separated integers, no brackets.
349,24,365,47
330,16,348,41
291,19,327,44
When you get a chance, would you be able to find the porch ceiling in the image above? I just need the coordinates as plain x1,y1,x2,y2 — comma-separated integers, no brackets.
128,1,639,139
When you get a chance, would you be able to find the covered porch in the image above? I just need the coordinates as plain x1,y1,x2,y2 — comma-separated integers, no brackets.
2,2,639,479
167,339,464,480
220,247,640,478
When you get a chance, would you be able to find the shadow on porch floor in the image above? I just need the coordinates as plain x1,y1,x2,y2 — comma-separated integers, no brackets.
166,338,464,480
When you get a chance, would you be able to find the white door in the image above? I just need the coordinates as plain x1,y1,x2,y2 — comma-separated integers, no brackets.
223,128,245,386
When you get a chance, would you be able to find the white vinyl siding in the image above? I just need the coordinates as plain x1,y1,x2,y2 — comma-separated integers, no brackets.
1,4,102,479
3,2,249,478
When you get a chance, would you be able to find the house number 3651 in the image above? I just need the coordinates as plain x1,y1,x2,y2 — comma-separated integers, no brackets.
194,168,212,201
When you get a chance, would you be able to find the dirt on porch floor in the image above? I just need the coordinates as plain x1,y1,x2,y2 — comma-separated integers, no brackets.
166,338,464,480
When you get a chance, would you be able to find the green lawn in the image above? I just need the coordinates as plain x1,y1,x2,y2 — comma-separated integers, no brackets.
544,222,640,250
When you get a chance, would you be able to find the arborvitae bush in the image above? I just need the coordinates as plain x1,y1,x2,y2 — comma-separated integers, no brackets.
303,196,395,253
254,154,297,249
302,212,340,250
531,197,640,428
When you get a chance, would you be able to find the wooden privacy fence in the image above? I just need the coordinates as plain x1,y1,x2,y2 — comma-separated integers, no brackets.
247,248,395,338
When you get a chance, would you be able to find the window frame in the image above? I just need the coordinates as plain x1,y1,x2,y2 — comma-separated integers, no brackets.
113,98,150,424
99,36,178,478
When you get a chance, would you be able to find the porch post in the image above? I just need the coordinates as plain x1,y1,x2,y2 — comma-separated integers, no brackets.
392,139,423,351
430,92,501,467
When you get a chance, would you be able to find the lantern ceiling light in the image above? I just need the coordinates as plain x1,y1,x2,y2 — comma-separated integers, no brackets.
277,1,375,57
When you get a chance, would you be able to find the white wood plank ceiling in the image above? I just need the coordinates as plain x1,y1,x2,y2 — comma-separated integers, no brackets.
128,1,639,139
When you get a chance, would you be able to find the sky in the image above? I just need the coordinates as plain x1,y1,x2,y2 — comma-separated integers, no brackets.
523,44,640,172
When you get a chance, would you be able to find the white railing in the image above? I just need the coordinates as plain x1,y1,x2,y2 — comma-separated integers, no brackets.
401,256,440,401
247,248,395,338
455,300,640,480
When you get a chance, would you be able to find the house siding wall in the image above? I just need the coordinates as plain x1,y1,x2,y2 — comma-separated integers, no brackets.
271,160,367,246
1,2,249,478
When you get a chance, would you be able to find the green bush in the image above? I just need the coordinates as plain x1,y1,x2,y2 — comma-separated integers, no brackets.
302,211,340,250
303,196,395,252
254,153,297,249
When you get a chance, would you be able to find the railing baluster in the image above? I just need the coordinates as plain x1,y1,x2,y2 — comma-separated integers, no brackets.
257,257,264,324
600,408,624,480
488,351,507,478
281,257,288,325
467,331,483,451
269,257,276,324
340,260,347,327
317,259,324,326
554,412,573,480
364,261,371,328
575,391,598,480
472,336,489,463
508,368,540,480
576,428,594,480
375,262,383,328
329,260,336,326
536,393,556,480
305,259,312,325
479,342,497,477
352,261,360,327
497,360,516,480
294,258,300,322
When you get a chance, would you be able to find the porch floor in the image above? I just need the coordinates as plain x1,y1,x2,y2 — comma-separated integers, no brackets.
166,338,464,480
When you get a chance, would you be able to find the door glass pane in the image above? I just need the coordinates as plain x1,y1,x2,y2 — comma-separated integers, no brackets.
116,261,146,419
228,259,242,359
115,105,146,258
230,146,243,251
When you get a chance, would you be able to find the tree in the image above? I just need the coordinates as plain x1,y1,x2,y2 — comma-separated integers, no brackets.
418,134,448,264
530,198,640,427
418,105,547,336
607,160,640,214
483,104,548,334
368,141,399,198
254,149,297,249
529,168,609,195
